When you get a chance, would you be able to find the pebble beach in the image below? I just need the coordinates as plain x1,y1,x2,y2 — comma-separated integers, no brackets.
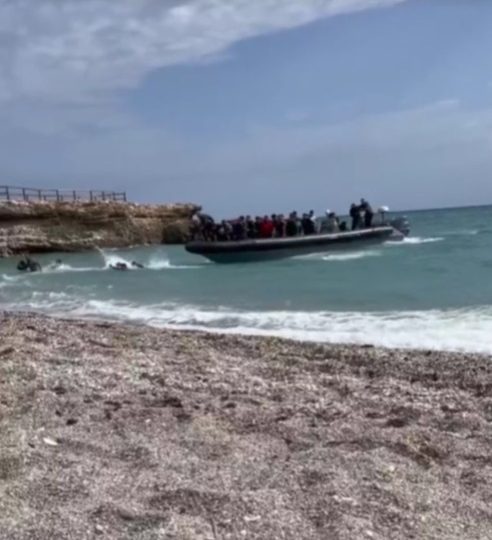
1,311,491,539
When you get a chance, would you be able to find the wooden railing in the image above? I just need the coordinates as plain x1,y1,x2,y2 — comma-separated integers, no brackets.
0,185,126,203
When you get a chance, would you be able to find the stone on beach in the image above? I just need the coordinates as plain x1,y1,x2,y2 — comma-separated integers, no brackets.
0,311,491,539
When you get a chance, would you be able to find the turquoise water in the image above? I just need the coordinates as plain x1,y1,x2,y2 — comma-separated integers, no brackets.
1,206,492,352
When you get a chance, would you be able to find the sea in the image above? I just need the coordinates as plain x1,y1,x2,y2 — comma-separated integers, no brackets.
1,205,492,354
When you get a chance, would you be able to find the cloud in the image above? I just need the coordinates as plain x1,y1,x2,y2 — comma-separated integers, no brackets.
0,0,406,104
2,97,492,214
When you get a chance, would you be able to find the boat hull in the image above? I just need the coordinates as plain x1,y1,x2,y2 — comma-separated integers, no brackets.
186,226,399,263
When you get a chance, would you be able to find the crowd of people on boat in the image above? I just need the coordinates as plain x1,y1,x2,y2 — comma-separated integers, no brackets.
191,198,375,242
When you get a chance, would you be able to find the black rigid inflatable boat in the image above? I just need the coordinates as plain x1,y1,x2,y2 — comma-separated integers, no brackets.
186,225,403,264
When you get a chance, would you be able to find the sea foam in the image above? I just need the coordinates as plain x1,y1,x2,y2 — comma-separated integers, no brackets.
6,291,492,354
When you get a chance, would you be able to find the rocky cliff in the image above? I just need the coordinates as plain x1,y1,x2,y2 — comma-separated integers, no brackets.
0,200,200,256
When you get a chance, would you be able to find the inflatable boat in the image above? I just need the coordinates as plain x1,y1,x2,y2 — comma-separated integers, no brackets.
186,224,406,264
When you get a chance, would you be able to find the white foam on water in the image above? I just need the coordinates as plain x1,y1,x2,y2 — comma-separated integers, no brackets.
440,228,482,237
98,249,199,271
386,236,444,246
401,236,444,245
321,250,381,262
102,252,135,269
43,263,103,274
293,249,381,262
1,273,21,282
146,254,201,270
7,292,492,354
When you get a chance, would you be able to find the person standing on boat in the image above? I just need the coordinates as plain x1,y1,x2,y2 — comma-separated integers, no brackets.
323,211,340,233
254,216,262,238
360,198,374,228
286,213,298,237
260,216,274,238
308,210,318,233
232,216,246,240
350,203,360,230
246,216,255,239
301,213,311,235
274,214,285,237
294,212,303,235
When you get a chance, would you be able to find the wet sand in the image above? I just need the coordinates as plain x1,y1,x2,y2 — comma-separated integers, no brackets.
0,311,491,539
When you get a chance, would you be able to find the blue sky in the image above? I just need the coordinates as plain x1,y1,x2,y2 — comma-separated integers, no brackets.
1,0,492,216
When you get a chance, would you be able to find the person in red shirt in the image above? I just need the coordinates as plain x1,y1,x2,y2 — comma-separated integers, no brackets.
259,215,274,238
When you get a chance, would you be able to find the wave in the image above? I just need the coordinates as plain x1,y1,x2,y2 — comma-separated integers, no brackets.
43,263,103,274
1,273,22,282
146,253,201,270
321,250,381,262
98,249,200,271
5,292,492,354
293,249,381,262
386,236,444,246
445,229,479,237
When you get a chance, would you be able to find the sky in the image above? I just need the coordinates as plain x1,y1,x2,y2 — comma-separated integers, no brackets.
1,0,492,216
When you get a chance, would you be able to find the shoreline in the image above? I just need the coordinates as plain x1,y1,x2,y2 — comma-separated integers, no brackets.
2,304,492,356
1,311,491,539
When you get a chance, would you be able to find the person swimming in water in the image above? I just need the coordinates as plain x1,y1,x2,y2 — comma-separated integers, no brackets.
110,262,128,271
17,256,42,272
131,261,144,269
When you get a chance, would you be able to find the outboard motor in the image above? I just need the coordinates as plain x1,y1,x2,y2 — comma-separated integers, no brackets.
389,216,410,237
376,206,410,239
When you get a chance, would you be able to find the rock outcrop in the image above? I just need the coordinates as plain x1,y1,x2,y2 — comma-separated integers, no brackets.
0,200,200,256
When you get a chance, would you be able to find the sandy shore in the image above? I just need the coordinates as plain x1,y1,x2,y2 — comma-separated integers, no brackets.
0,312,491,539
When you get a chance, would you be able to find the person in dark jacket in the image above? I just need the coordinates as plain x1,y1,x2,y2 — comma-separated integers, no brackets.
286,212,298,237
360,198,374,228
232,217,246,241
349,203,360,230
301,213,315,235
246,216,255,239
274,214,285,237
